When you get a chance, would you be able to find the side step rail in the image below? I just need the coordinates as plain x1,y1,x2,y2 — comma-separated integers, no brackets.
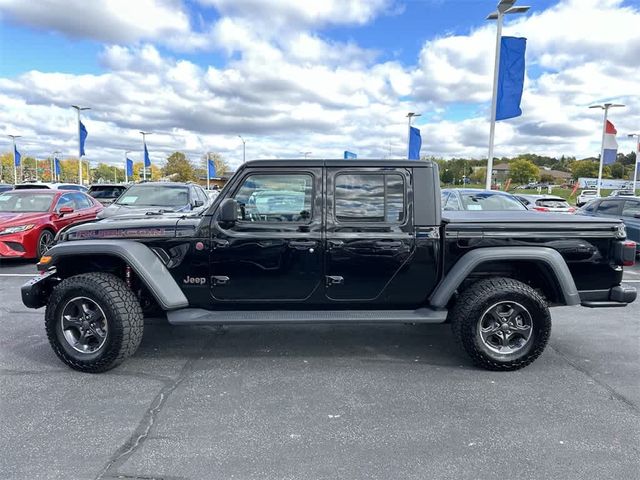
167,308,448,325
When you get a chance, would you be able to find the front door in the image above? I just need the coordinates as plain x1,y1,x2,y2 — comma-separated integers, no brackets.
210,169,323,303
325,167,417,306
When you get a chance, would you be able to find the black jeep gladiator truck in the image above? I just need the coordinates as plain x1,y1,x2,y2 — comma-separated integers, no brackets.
22,159,637,373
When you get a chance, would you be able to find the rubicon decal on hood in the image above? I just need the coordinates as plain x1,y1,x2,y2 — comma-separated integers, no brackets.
68,228,168,240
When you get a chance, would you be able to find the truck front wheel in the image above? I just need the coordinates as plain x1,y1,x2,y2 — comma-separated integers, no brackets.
450,277,551,371
45,273,144,373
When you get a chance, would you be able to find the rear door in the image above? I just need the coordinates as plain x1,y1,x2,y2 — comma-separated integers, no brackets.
325,167,416,304
595,199,623,218
621,199,640,245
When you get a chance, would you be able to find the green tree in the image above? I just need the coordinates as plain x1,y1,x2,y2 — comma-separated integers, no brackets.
509,159,539,183
470,167,486,184
163,152,195,182
609,162,626,179
571,160,599,180
539,173,555,184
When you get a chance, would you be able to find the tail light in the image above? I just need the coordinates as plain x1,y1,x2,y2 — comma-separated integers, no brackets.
568,207,576,213
534,206,549,212
622,241,636,267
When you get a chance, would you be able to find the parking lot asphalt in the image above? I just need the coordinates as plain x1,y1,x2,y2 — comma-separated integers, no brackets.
1,260,639,480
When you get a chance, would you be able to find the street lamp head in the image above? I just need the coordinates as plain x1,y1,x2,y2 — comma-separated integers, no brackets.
506,5,530,14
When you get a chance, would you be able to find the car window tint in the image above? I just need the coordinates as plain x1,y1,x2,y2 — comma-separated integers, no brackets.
582,201,597,213
72,192,93,209
597,200,622,215
334,173,405,223
195,186,208,204
233,174,313,223
622,200,640,217
56,193,75,210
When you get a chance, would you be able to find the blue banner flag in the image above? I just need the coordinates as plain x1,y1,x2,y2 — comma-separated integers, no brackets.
208,159,216,178
144,143,151,167
343,151,357,159
408,126,421,160
496,36,527,121
54,157,61,175
126,158,134,177
14,146,21,167
79,121,88,157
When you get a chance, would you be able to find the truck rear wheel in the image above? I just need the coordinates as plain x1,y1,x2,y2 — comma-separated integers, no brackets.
450,277,551,371
45,273,144,373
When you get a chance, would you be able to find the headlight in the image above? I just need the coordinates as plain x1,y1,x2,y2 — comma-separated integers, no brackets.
0,224,35,235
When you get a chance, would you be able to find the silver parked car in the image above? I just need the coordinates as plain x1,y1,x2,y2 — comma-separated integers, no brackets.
514,194,576,214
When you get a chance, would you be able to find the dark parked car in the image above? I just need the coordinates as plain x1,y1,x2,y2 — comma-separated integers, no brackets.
22,160,636,374
578,196,640,254
442,188,527,211
96,182,209,219
88,184,128,205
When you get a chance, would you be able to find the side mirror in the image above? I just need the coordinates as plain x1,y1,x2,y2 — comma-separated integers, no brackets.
58,206,74,216
218,198,238,224
193,200,204,208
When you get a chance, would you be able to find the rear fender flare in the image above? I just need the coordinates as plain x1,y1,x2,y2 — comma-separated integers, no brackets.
429,247,580,308
43,240,188,310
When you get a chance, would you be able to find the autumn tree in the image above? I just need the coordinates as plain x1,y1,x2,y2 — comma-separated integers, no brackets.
200,152,230,178
163,152,196,182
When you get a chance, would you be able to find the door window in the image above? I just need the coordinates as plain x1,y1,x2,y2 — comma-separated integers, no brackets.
597,200,622,216
622,200,640,217
71,192,93,210
233,174,313,223
334,173,405,223
55,194,75,211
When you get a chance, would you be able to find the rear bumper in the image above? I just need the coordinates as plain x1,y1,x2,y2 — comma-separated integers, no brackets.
580,285,637,308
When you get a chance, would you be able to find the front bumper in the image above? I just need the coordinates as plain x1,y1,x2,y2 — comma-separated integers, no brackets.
21,270,58,309
580,285,637,308
0,231,36,258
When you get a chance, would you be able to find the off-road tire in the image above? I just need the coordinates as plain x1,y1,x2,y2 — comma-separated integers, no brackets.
45,273,144,373
449,277,551,371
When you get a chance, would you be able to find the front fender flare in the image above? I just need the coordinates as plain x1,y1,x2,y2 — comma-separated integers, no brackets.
42,240,189,310
429,247,580,308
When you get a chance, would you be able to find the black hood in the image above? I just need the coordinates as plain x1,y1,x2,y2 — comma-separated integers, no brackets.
59,214,202,241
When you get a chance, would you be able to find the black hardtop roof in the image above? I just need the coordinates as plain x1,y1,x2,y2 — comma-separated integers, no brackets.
241,159,435,168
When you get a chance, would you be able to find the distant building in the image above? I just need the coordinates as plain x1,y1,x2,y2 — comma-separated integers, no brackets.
197,172,235,190
490,163,572,184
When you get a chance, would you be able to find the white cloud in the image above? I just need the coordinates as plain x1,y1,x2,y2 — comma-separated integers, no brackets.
0,0,639,168
0,0,191,44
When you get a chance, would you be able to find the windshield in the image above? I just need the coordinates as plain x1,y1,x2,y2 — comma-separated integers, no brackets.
460,192,527,211
115,185,189,207
89,186,127,199
0,192,55,212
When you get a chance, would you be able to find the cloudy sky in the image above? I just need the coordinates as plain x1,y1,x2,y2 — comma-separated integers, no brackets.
0,0,638,169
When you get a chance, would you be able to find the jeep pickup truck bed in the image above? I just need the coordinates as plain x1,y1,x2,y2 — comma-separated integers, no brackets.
22,159,636,373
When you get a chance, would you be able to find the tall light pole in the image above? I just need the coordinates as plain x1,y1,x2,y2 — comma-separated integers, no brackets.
71,105,90,185
589,103,625,197
300,151,312,159
8,134,21,184
140,131,152,181
406,112,421,159
124,150,131,183
628,133,640,194
485,0,530,190
238,135,246,163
